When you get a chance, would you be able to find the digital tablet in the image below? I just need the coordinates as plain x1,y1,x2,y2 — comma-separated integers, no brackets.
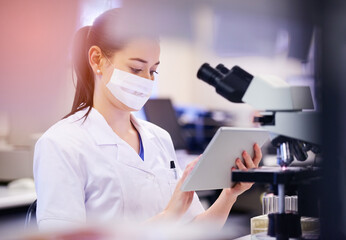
181,127,269,191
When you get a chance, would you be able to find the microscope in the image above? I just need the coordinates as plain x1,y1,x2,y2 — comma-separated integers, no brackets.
197,63,321,240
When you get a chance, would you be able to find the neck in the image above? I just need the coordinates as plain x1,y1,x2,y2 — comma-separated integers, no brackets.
93,85,134,137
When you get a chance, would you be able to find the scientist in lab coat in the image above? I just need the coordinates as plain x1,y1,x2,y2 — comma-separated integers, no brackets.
34,8,263,229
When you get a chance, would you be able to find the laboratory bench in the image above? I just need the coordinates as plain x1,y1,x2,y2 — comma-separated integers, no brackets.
0,185,36,228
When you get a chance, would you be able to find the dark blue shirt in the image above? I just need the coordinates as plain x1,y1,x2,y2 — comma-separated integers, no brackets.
138,133,144,161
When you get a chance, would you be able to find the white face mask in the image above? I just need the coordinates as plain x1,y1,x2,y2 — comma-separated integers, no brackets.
106,68,154,111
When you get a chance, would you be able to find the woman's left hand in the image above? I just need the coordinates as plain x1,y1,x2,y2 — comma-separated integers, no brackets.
192,144,262,228
225,143,262,198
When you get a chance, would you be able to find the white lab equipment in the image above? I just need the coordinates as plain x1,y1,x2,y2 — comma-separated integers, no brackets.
34,107,204,229
8,178,35,191
0,111,36,181
0,111,10,149
197,63,320,165
197,63,321,239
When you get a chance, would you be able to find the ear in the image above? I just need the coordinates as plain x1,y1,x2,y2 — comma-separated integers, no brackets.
88,46,103,75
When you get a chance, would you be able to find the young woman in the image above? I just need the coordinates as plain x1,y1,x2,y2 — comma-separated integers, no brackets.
34,9,262,229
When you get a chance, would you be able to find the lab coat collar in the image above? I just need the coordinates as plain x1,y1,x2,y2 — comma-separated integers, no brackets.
129,114,155,141
78,107,161,174
78,107,123,145
129,113,161,174
78,107,155,146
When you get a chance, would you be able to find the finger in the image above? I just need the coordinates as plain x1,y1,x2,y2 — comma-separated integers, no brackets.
186,155,201,169
253,143,263,167
183,192,195,213
191,155,201,168
235,158,248,171
181,165,192,180
242,151,256,169
181,158,200,181
180,155,203,187
181,166,193,180
185,163,196,175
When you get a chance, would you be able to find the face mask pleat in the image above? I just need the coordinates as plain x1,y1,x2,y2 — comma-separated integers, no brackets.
106,68,154,110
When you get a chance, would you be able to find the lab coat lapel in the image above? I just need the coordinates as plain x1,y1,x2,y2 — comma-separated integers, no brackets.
128,114,162,173
116,141,154,174
82,108,158,174
81,108,123,145
141,131,161,171
111,114,157,174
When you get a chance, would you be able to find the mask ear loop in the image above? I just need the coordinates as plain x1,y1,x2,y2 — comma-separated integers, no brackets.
101,50,116,69
96,51,113,76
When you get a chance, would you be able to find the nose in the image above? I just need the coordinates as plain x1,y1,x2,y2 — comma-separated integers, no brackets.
140,71,154,81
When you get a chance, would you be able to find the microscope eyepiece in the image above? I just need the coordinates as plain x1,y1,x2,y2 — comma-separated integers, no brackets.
197,63,254,103
216,64,229,75
197,63,224,86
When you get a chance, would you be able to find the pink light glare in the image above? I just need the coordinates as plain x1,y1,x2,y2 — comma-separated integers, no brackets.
0,1,79,144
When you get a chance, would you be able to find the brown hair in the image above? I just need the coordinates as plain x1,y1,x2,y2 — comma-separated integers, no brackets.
64,9,124,119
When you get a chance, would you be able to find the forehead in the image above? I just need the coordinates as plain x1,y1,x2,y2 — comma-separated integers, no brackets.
115,38,160,63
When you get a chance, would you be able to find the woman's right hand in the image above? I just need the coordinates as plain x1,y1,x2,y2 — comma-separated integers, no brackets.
163,156,200,219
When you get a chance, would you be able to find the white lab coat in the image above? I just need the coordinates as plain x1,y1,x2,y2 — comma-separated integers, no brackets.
34,107,204,229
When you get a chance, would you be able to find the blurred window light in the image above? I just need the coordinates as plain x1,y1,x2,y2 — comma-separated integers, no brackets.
79,0,122,27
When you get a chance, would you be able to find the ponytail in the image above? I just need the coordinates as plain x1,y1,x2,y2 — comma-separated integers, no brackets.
64,8,133,120
64,26,94,119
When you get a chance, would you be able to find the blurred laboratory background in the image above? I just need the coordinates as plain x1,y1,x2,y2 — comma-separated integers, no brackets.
0,0,345,239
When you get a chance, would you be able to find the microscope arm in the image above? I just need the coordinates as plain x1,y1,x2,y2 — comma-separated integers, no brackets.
257,111,321,145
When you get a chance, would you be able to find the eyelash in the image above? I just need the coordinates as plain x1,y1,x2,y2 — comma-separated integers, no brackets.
130,67,158,75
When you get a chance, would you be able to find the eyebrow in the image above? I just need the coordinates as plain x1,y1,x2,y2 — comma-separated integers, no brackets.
129,58,160,65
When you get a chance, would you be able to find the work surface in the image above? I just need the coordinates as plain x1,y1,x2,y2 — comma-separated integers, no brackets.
0,186,36,209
